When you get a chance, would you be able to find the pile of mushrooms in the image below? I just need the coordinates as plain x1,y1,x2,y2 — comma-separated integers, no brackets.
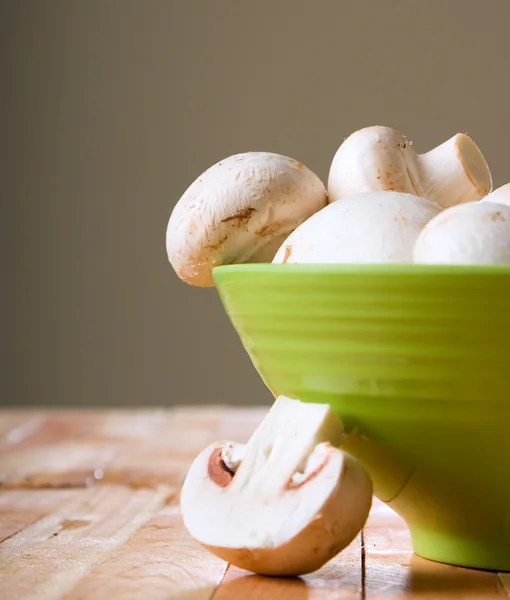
167,126,510,577
167,125,510,283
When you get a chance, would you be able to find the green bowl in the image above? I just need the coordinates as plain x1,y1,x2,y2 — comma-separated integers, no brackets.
213,264,510,572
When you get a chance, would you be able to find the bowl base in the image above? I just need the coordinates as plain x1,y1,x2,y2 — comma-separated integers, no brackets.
411,527,510,572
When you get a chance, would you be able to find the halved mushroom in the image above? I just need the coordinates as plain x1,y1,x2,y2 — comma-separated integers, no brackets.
180,396,372,576
328,126,492,208
413,201,510,264
272,191,441,265
166,152,327,287
481,182,510,207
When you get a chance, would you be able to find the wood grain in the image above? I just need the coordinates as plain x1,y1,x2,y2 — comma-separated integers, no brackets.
0,408,266,490
0,414,45,449
170,405,266,445
499,574,510,598
0,408,506,600
0,485,171,600
363,499,506,599
63,503,228,600
99,406,265,488
0,412,42,435
100,445,195,488
0,410,173,451
0,441,119,488
214,535,362,600
0,489,79,542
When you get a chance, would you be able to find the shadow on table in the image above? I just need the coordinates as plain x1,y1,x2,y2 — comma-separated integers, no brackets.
398,554,503,597
212,574,313,599
212,554,504,599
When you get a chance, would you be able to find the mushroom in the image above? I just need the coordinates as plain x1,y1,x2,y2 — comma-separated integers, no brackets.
413,201,510,264
481,182,510,207
272,191,442,265
328,126,492,208
180,396,372,576
166,152,327,287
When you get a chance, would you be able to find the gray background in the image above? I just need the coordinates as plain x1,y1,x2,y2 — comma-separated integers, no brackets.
4,1,510,408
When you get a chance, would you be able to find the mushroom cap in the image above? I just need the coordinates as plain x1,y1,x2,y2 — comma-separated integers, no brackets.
166,152,327,287
413,201,510,265
272,191,442,265
481,183,510,207
327,126,415,203
180,396,373,576
181,440,372,576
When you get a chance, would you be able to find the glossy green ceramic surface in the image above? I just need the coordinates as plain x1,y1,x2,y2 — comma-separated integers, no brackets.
213,264,510,571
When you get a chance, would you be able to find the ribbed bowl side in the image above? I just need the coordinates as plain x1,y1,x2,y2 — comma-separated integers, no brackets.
213,264,510,569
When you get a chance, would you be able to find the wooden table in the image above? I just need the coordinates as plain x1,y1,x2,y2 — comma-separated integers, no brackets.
0,408,508,599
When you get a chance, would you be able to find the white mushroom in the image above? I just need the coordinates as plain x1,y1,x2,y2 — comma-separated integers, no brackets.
166,152,327,286
180,396,372,576
413,201,510,264
328,126,492,208
272,191,441,264
481,182,510,207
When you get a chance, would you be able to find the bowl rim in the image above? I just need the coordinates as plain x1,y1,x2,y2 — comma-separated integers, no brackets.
213,263,510,279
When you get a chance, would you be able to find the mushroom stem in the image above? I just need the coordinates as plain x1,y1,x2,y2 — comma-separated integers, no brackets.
229,396,344,494
417,134,492,209
327,126,492,208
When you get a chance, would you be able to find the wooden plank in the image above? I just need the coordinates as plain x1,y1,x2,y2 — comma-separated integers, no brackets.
100,446,193,488
214,535,362,600
5,412,101,447
0,410,180,489
98,413,221,488
0,411,111,488
215,406,268,442
499,574,510,598
1,410,174,450
0,489,80,512
98,406,267,488
0,508,45,543
0,414,45,449
63,502,228,600
0,489,79,542
0,441,120,488
0,412,42,436
87,409,174,442
4,407,506,599
170,405,266,443
364,498,505,598
0,407,266,489
0,484,171,600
